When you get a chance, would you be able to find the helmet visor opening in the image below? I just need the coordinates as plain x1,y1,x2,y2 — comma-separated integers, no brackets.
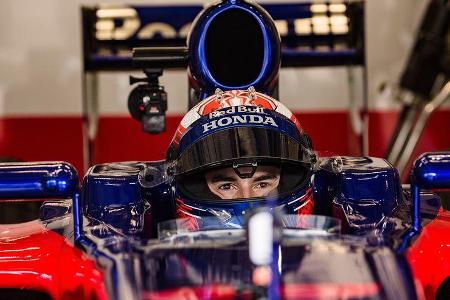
176,160,311,202
175,127,313,176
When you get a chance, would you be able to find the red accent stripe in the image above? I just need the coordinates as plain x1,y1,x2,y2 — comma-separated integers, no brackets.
1,109,449,178
296,188,314,216
0,116,85,173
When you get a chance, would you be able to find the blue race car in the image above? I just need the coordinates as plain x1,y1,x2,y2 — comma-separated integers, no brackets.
1,1,449,300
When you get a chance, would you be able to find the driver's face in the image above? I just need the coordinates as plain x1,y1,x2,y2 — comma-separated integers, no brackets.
205,166,280,199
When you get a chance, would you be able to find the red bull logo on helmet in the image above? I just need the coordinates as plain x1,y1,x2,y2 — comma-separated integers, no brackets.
172,90,303,145
208,105,265,119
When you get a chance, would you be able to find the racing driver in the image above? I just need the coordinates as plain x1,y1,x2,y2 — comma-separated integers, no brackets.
167,89,316,229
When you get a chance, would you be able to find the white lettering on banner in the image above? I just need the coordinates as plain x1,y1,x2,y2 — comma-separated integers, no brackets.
209,106,265,119
202,121,218,132
209,110,226,118
248,115,263,123
217,117,232,127
262,116,278,127
202,114,278,133
232,115,246,123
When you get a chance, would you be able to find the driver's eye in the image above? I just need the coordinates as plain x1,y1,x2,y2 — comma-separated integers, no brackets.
256,182,269,189
218,183,232,190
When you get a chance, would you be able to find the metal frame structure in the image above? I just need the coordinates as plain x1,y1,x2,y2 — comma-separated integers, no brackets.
385,0,450,177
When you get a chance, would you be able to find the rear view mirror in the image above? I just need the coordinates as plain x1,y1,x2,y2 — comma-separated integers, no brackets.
410,152,450,232
0,162,78,224
412,152,450,190
0,162,79,200
397,152,450,253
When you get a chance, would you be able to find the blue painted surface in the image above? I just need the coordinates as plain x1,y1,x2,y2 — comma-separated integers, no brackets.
0,162,78,199
73,192,82,241
134,6,202,35
77,155,411,237
412,152,450,190
397,152,450,253
81,161,173,237
187,0,280,95
77,224,138,300
315,157,402,233
136,234,416,299
178,108,302,155
82,162,147,234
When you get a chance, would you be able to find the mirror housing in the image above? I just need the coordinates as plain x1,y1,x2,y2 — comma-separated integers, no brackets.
0,162,79,199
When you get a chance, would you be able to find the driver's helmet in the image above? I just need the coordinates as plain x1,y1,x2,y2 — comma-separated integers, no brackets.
167,89,316,229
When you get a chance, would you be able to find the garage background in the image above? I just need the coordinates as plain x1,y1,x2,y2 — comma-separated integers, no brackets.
0,0,448,177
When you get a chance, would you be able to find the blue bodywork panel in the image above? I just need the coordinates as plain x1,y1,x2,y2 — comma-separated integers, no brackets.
80,161,172,239
412,152,450,189
314,157,403,233
79,156,414,239
0,162,78,199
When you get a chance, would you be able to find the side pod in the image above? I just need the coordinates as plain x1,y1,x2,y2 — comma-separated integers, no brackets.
0,162,108,300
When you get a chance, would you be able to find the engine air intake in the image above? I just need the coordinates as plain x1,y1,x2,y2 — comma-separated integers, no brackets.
205,9,264,86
